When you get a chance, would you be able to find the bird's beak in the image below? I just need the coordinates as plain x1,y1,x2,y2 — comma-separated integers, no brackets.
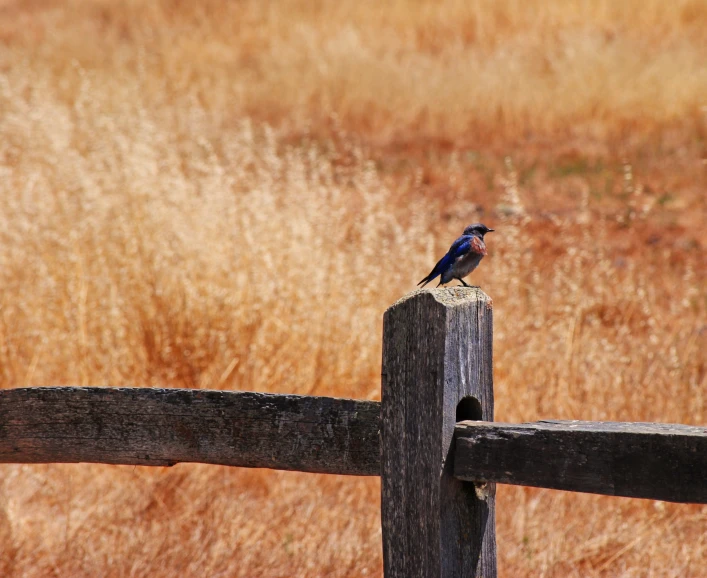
488,228,495,233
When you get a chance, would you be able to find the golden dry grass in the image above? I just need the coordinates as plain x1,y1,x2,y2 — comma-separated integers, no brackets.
0,0,706,576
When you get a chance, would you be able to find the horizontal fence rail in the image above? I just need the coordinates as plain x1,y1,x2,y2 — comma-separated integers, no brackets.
2,387,705,505
454,420,707,504
0,386,381,476
2,387,705,506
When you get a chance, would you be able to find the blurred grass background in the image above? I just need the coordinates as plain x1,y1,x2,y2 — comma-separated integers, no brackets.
0,0,705,576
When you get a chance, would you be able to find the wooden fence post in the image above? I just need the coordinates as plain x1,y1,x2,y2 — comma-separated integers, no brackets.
381,287,496,578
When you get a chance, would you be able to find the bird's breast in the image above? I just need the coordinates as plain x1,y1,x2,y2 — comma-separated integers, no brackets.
452,252,484,277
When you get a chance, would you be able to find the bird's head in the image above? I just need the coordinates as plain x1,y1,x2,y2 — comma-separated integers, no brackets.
463,223,495,237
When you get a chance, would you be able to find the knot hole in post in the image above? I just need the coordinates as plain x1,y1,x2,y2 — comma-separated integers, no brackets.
456,396,489,498
456,396,483,422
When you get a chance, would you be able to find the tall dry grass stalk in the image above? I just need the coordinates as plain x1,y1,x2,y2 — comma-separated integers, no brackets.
2,0,706,147
0,1,705,576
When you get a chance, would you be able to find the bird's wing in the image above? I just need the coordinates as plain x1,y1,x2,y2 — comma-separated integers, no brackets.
448,235,488,261
445,236,468,257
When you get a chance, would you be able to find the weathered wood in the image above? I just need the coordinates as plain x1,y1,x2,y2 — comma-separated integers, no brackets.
381,288,496,578
454,420,707,503
0,387,380,476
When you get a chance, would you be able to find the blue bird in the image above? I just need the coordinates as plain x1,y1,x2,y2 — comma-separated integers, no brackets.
418,223,494,288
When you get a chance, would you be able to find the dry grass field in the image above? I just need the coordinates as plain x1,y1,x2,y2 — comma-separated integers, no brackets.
0,0,706,576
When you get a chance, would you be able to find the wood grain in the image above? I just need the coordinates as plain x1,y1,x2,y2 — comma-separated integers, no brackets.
454,420,707,503
381,287,497,578
0,387,380,476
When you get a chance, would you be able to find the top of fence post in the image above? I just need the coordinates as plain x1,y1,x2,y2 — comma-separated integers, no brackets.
381,287,496,578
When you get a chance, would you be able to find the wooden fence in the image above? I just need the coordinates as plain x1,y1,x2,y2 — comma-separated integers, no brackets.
1,288,705,577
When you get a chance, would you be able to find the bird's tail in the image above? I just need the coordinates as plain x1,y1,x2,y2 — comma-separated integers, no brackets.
418,272,440,288
418,255,450,288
